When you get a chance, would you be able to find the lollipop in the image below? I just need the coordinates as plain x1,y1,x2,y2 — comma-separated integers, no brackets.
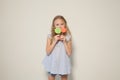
54,27,61,34
61,27,67,33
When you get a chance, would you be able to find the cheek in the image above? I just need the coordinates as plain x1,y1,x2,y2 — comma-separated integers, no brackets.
54,23,59,27
54,24,58,27
61,25,65,28
54,24,56,26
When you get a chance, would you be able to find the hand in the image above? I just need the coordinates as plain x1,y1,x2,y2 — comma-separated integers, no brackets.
54,35,60,42
60,35,66,42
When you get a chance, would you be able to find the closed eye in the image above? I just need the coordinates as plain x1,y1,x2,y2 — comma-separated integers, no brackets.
56,24,59,26
61,23,64,25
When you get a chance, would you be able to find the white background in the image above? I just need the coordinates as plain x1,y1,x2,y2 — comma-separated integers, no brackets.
0,0,120,80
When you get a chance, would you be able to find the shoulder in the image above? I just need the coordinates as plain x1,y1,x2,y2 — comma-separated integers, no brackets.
66,33,72,41
47,34,52,38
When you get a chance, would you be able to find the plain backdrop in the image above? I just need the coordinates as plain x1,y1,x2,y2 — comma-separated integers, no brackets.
0,0,120,80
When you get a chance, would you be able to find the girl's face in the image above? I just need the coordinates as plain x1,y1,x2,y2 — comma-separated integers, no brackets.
54,19,66,28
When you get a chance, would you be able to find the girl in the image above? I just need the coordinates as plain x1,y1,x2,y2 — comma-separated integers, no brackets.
42,15,72,80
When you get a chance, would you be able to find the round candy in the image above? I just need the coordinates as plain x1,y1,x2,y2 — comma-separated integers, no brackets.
61,27,67,33
54,27,61,34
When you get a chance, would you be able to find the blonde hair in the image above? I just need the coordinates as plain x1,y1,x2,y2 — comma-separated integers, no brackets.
49,15,72,44
51,15,71,37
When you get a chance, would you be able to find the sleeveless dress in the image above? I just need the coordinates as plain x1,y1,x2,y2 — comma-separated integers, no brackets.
42,34,71,75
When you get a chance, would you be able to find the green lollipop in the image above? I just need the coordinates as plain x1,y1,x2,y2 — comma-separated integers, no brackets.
54,27,61,34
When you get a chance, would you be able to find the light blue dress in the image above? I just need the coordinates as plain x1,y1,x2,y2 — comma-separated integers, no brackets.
42,34,71,75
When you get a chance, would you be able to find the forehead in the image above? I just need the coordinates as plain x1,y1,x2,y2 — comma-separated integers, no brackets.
54,18,65,23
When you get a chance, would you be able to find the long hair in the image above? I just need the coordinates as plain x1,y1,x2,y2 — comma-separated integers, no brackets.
51,15,71,38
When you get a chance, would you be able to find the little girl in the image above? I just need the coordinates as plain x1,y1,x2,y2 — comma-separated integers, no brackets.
42,15,72,80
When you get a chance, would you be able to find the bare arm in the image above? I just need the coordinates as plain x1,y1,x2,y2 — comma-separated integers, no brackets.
46,35,60,55
63,40,72,56
61,35,72,56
